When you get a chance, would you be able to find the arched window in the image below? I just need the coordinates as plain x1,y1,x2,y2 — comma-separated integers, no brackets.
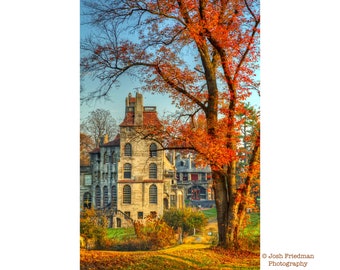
95,185,101,208
124,163,132,179
149,163,157,179
124,143,132,156
83,192,92,209
149,184,157,204
111,185,117,207
123,185,131,204
149,143,157,157
103,186,108,207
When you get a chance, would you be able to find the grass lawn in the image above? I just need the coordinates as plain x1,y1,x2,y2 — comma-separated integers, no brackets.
202,208,260,251
107,227,135,240
202,207,217,220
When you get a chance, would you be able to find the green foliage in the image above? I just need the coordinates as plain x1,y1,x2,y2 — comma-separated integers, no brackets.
239,213,260,251
107,227,135,240
162,208,208,236
80,208,108,249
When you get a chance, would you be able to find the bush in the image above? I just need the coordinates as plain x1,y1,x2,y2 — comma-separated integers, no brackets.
80,208,108,249
133,215,176,250
102,216,176,251
162,207,208,236
105,238,153,251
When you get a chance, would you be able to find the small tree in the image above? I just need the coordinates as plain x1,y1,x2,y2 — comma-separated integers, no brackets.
80,132,95,166
184,208,208,236
80,208,108,249
162,208,208,243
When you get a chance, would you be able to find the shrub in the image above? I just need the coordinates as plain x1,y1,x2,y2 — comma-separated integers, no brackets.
105,238,153,251
133,215,176,250
80,208,108,249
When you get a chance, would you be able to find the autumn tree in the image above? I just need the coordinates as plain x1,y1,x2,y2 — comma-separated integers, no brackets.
80,208,108,249
80,132,95,166
81,0,260,249
81,109,118,147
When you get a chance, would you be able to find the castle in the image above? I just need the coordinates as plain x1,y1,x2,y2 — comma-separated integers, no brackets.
80,93,214,227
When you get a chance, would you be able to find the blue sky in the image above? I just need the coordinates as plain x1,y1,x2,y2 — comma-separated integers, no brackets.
80,6,260,123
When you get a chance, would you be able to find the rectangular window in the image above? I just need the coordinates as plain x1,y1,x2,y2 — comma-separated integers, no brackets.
191,173,198,181
170,195,176,207
183,173,188,181
137,212,143,219
124,211,130,219
84,175,92,186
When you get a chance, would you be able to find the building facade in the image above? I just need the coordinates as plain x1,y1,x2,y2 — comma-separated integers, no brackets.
175,153,214,207
80,93,184,227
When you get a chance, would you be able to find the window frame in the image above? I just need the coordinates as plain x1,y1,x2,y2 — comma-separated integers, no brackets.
149,184,158,204
95,185,101,208
123,185,132,204
103,186,108,207
149,163,157,179
124,143,132,156
149,143,157,157
124,163,132,179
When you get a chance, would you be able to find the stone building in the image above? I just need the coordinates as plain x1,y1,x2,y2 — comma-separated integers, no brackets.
175,153,215,208
80,93,184,227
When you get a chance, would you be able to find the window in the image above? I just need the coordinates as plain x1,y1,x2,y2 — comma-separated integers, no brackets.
103,186,108,207
95,185,101,208
183,173,188,181
176,173,180,181
150,211,157,218
84,175,92,186
170,195,176,207
123,185,131,204
112,153,117,163
104,151,108,163
124,143,132,156
149,184,157,204
149,163,157,179
149,143,157,157
124,211,130,219
116,218,121,228
124,163,132,179
111,185,117,207
137,212,143,219
83,192,92,209
191,173,198,182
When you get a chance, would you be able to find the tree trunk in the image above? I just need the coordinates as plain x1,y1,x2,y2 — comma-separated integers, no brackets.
234,132,261,246
212,170,229,248
225,159,239,249
226,132,260,249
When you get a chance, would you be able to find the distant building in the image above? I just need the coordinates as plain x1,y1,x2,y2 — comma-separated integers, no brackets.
80,93,184,228
175,153,214,207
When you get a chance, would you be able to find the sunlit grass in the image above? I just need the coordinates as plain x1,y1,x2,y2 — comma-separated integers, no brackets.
107,227,135,240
